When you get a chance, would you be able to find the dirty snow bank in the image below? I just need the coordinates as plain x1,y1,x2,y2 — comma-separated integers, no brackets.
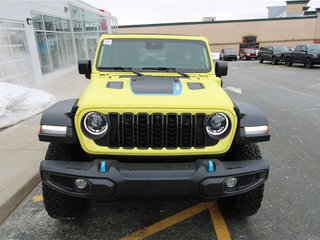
0,82,56,129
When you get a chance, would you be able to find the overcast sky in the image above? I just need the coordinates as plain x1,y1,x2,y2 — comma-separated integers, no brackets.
82,0,320,25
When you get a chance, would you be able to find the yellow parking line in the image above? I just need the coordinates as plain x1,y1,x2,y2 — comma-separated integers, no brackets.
120,202,209,240
207,202,231,240
32,195,43,202
33,194,231,240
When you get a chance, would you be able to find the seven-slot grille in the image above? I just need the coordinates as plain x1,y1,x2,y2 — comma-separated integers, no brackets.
95,113,218,149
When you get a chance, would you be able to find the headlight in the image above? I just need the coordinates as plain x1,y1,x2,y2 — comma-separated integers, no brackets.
82,112,108,139
205,113,230,139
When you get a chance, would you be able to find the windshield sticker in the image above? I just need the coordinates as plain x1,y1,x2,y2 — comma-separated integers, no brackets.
103,39,112,45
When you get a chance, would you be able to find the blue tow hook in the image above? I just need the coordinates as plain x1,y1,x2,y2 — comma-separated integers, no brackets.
208,160,214,172
100,161,106,173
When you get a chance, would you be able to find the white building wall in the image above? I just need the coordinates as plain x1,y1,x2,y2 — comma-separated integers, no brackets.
0,0,118,86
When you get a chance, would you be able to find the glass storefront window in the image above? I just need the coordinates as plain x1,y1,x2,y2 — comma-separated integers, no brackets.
43,15,55,31
0,47,12,62
74,33,87,59
84,20,97,31
33,13,78,74
80,8,85,18
70,6,80,19
9,30,23,45
46,33,61,69
66,34,76,64
0,30,10,45
31,13,44,30
72,20,83,31
57,33,68,66
0,20,33,85
69,4,118,59
83,9,95,19
62,20,70,32
55,18,62,31
5,22,24,29
98,17,107,32
86,38,97,60
12,46,26,59
35,32,51,74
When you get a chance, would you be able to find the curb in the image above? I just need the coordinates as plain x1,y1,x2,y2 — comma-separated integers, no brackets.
0,173,40,225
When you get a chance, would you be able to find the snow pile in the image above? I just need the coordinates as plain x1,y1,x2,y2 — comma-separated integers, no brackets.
0,82,56,129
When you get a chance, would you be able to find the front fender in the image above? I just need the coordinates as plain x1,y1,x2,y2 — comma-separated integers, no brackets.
38,99,79,144
233,101,270,144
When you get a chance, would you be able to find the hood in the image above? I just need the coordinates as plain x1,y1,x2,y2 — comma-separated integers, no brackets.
77,75,235,113
308,50,320,55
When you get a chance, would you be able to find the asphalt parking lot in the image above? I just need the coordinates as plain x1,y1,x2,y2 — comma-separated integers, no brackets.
1,61,320,240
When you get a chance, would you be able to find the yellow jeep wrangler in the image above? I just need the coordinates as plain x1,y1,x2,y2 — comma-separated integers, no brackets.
39,34,270,219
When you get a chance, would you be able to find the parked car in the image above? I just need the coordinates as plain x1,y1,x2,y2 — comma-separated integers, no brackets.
283,44,320,68
239,48,258,60
258,46,289,65
38,34,270,219
220,48,237,61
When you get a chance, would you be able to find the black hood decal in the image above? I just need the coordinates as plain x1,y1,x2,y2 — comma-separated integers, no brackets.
130,76,182,95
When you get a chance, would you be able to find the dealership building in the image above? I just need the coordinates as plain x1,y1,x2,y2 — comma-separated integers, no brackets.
120,0,320,52
0,0,118,86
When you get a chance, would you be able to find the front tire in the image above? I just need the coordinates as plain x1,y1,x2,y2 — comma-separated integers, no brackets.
271,56,277,65
285,56,292,66
42,143,89,219
258,56,263,63
218,143,265,217
305,58,313,69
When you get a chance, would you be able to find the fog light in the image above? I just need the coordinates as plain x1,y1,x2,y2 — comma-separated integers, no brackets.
225,177,238,188
75,179,88,190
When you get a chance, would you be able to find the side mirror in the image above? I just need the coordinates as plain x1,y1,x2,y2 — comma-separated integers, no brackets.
215,61,228,77
78,60,92,79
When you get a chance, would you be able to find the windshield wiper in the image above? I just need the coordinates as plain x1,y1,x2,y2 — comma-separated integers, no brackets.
99,67,144,76
142,67,190,78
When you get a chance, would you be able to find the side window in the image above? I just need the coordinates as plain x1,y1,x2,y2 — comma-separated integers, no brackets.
295,46,301,51
301,45,307,51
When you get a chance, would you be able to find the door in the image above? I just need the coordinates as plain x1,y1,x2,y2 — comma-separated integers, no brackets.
292,45,305,63
266,46,273,61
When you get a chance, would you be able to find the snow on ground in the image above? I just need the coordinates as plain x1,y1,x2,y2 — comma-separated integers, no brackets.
0,82,56,129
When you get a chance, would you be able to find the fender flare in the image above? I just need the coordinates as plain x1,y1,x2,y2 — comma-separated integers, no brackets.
38,99,79,144
233,100,270,144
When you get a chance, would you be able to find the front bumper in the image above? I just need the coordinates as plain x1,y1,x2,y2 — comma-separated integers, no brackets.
311,57,320,64
40,158,269,200
224,55,237,60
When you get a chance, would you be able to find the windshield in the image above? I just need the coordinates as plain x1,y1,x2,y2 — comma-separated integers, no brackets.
244,49,256,53
224,49,236,54
307,44,320,51
273,46,288,51
97,38,211,72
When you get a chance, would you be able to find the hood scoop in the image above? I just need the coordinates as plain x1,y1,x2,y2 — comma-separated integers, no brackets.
187,82,204,90
130,76,182,95
107,82,123,89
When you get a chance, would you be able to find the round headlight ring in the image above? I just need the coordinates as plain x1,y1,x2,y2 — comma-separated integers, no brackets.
83,112,108,138
206,112,230,140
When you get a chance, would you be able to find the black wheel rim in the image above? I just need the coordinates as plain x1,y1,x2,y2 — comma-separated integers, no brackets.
306,59,311,68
